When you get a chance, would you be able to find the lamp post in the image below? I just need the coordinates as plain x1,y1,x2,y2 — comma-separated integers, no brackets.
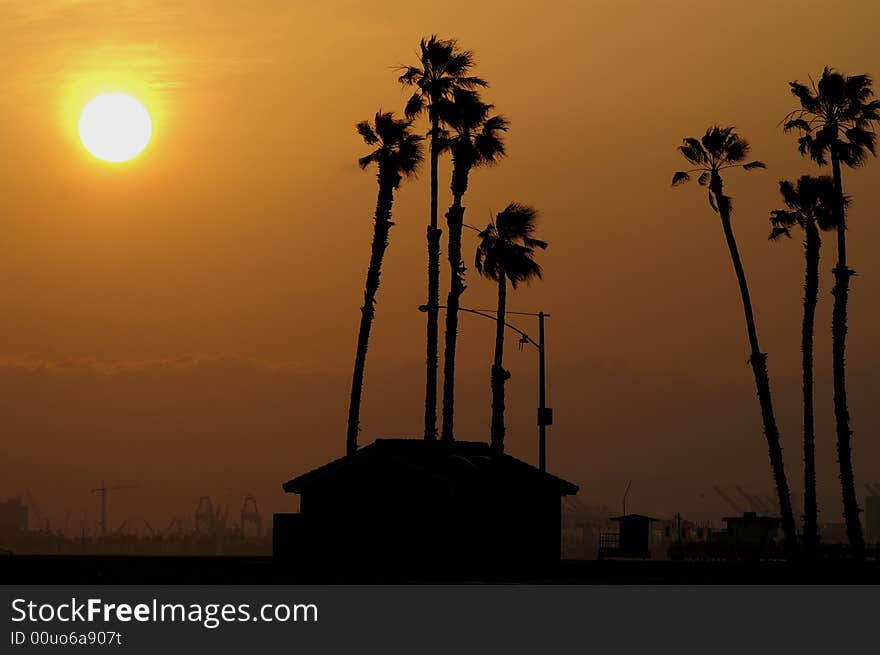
419,304,553,471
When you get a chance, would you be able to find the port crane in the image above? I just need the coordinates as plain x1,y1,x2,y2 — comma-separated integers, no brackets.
713,485,744,515
735,485,771,514
91,481,137,536
240,495,262,538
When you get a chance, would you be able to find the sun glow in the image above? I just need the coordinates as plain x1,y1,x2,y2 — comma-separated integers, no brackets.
78,93,152,163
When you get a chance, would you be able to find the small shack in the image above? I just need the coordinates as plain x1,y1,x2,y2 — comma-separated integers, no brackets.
599,514,659,559
274,438,578,575
722,512,780,548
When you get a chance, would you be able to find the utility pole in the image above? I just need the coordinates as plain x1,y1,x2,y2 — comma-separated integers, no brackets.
537,311,551,471
418,304,553,472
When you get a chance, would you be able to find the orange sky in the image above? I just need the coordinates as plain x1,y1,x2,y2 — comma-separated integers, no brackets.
1,0,879,532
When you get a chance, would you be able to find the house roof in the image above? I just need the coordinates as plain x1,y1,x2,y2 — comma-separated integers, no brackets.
282,438,579,496
722,514,780,524
609,514,660,522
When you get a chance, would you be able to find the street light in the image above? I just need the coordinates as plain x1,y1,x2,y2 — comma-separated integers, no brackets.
419,304,553,471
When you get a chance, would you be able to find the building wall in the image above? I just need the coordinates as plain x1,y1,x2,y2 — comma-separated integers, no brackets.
867,496,880,544
282,477,565,570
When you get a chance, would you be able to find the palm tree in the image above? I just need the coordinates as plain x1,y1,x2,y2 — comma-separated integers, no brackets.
769,175,840,556
399,35,487,442
345,112,423,456
672,126,797,555
475,203,546,453
440,89,508,442
783,68,879,559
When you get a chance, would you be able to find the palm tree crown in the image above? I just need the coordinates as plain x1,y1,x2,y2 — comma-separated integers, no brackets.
672,126,765,211
398,36,487,122
442,89,508,179
783,68,880,167
475,204,547,287
357,112,423,180
769,175,840,240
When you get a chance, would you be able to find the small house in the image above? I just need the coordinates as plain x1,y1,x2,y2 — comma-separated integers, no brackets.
274,438,578,575
599,514,659,559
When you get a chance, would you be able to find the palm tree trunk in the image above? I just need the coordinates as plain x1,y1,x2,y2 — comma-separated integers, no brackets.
441,193,466,442
346,172,396,456
490,275,507,452
829,152,864,559
801,221,820,555
424,116,441,441
711,180,798,556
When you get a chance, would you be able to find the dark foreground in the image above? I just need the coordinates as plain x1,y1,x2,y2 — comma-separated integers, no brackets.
2,555,879,584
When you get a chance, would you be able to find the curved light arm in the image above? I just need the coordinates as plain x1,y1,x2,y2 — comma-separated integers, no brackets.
419,304,539,350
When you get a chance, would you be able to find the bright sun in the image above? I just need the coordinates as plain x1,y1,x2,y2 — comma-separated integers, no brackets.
78,93,152,163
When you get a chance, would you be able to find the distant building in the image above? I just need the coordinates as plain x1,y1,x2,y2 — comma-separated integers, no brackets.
722,512,780,550
274,438,578,574
820,522,847,545
598,514,659,559
562,497,613,559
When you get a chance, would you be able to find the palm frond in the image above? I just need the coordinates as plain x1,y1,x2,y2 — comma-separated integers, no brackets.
783,118,812,133
356,120,378,145
672,171,690,186
789,81,820,113
679,137,707,165
404,92,425,119
768,225,792,241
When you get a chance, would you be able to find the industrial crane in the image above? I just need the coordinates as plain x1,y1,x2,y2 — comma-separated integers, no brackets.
91,481,137,536
735,485,770,514
195,497,229,535
24,489,46,531
240,495,262,538
713,485,744,515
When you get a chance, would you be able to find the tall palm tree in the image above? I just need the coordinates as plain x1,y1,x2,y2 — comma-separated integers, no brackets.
399,36,487,442
345,112,423,456
783,68,879,559
440,89,508,442
672,126,797,555
475,203,546,453
769,175,840,556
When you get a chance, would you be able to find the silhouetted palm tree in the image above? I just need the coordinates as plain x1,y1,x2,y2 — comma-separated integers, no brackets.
672,126,797,555
475,204,546,452
440,89,508,441
769,175,840,556
399,36,487,442
783,68,879,559
346,113,423,456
